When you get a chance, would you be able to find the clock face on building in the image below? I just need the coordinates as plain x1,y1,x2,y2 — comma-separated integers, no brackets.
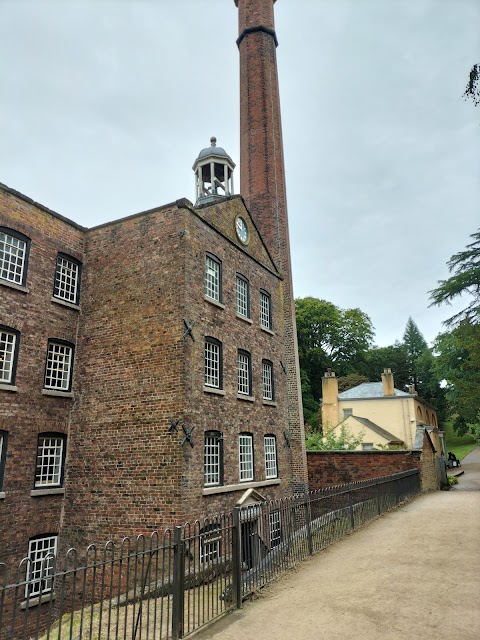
235,216,249,244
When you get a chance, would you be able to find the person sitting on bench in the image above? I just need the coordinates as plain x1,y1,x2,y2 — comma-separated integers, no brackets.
448,452,461,468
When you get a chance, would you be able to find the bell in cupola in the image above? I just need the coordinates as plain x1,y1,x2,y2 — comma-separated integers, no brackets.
192,137,236,205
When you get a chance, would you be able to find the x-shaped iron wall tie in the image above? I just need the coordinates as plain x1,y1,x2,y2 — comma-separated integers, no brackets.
168,418,180,433
283,430,291,448
182,318,196,341
280,360,287,375
181,423,195,448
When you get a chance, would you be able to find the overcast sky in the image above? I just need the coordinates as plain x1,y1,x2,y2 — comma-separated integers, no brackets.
0,0,478,347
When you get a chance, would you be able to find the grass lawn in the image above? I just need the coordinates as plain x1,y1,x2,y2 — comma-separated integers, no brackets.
443,420,477,460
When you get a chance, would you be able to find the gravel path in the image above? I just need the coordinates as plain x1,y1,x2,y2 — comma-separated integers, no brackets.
196,456,480,640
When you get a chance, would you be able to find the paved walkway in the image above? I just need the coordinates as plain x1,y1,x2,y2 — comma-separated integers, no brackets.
450,445,480,490
197,452,480,640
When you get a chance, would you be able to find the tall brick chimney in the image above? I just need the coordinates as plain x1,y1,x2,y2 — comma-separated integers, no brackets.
234,0,307,492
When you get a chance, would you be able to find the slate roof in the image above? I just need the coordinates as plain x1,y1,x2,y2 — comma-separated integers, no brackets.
346,416,404,443
338,382,410,399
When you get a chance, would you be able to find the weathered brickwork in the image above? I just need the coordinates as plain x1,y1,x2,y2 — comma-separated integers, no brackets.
235,0,308,490
0,184,84,578
307,432,438,492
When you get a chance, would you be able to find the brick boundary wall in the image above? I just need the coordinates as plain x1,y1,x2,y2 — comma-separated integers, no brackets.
307,433,439,492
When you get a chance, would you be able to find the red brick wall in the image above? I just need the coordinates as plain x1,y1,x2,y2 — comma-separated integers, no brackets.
307,432,437,491
307,451,422,489
63,204,186,548
0,185,84,578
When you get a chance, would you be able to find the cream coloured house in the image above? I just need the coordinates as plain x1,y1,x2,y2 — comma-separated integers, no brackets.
321,369,442,453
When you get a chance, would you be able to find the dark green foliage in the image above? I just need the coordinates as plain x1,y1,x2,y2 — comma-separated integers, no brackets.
434,320,480,425
403,317,428,389
337,374,369,393
295,297,374,408
362,342,410,391
429,229,480,326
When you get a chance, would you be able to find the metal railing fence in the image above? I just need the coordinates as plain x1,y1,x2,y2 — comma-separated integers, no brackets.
0,469,420,640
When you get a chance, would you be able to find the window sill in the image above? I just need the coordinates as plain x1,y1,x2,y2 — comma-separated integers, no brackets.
0,492,5,500
203,386,226,396
263,400,277,407
237,394,255,402
0,383,18,393
51,296,80,311
204,296,225,310
0,279,29,293
21,592,55,610
31,487,65,497
236,314,253,324
42,389,74,398
203,478,281,496
260,326,274,336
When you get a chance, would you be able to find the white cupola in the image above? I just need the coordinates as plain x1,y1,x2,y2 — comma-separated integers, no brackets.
192,137,235,205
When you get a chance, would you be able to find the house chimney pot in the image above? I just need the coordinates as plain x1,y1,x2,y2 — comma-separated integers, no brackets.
381,368,395,397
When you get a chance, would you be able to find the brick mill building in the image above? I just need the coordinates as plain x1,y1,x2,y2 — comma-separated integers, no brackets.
0,0,307,601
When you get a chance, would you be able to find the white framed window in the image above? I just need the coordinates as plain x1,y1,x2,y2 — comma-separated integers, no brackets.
264,435,278,479
262,360,274,400
239,433,254,482
236,274,249,317
343,408,353,418
53,254,81,304
44,341,74,391
26,535,58,598
0,431,7,491
0,327,19,385
199,525,221,564
205,254,221,302
237,350,251,396
362,443,374,451
260,290,272,330
35,434,66,488
0,227,30,286
204,338,222,389
204,431,223,486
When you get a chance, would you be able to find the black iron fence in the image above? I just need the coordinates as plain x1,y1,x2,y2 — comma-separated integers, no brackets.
0,470,420,640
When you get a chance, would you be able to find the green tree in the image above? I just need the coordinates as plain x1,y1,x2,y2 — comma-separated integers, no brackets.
403,317,428,389
337,374,369,393
306,425,365,451
434,321,480,429
429,229,480,326
295,297,374,405
362,342,410,391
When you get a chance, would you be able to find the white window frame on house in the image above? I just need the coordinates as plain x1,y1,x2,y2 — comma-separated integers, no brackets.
239,433,254,482
237,350,252,396
262,360,274,400
204,431,223,487
0,227,30,287
53,254,81,305
362,443,374,451
26,535,58,598
269,510,281,549
199,524,222,564
236,274,250,318
204,254,222,303
204,338,222,389
0,326,20,386
260,290,272,330
264,435,278,479
0,431,7,491
34,434,66,488
44,340,74,392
